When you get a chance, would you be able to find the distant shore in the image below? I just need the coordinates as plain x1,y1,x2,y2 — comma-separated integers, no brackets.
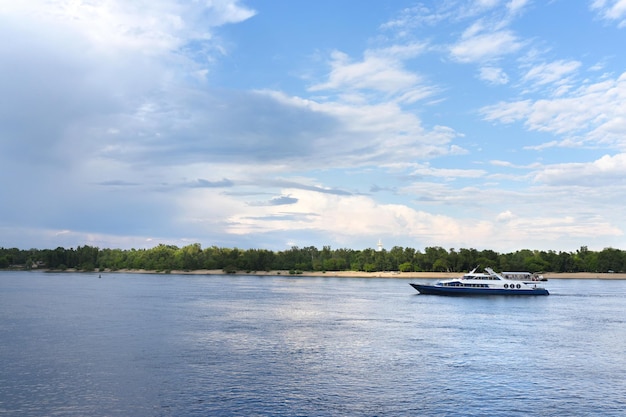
54,269,626,280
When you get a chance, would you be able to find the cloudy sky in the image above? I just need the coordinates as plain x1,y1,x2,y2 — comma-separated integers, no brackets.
2,0,626,253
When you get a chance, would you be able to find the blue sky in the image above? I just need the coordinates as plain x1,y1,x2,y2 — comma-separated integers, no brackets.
2,0,626,253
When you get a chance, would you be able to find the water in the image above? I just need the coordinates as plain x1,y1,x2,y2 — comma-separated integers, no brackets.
1,271,625,416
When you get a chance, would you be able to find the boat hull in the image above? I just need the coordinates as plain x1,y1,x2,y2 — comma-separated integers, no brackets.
410,283,549,296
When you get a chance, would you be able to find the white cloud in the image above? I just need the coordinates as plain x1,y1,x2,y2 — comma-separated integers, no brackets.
533,153,626,186
379,4,452,33
523,140,570,151
198,185,623,252
410,164,487,180
494,213,622,241
310,49,418,93
591,0,626,27
308,43,433,104
479,66,510,84
1,0,255,55
215,189,493,248
477,0,500,9
481,99,532,123
0,0,257,171
260,90,462,166
450,28,523,63
480,72,626,148
203,0,257,25
496,210,516,222
400,168,626,242
522,60,582,89
507,0,530,15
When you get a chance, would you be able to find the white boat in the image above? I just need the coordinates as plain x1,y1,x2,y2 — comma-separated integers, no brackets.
410,267,549,296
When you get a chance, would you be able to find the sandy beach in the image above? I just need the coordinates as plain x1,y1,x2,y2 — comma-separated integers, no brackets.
107,269,626,280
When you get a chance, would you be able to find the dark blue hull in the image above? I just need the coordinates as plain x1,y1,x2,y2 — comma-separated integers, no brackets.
410,283,549,296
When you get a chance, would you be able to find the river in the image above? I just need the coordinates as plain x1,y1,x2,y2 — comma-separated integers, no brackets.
1,271,625,416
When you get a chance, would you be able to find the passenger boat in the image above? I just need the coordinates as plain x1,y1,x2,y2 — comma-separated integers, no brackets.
410,267,549,296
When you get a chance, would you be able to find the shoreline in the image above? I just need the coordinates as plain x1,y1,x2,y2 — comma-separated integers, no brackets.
32,268,626,280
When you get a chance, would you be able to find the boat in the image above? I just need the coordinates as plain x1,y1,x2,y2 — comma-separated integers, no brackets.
410,267,549,296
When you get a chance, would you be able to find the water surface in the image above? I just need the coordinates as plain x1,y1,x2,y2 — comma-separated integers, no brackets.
1,272,625,416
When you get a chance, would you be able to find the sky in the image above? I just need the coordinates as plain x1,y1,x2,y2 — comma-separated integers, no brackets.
2,0,626,254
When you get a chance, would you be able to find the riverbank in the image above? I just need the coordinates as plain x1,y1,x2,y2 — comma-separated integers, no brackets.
91,269,626,279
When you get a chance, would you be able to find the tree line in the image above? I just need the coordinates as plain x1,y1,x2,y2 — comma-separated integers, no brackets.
0,244,624,274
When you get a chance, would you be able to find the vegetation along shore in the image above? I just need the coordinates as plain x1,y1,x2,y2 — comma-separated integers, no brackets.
2,244,625,277
59,269,626,280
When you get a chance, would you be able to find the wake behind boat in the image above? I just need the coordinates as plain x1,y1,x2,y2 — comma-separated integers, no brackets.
410,267,549,296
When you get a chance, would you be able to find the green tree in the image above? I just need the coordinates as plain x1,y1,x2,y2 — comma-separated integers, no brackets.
399,261,413,272
423,246,448,271
432,258,449,272
597,247,625,272
175,243,202,270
